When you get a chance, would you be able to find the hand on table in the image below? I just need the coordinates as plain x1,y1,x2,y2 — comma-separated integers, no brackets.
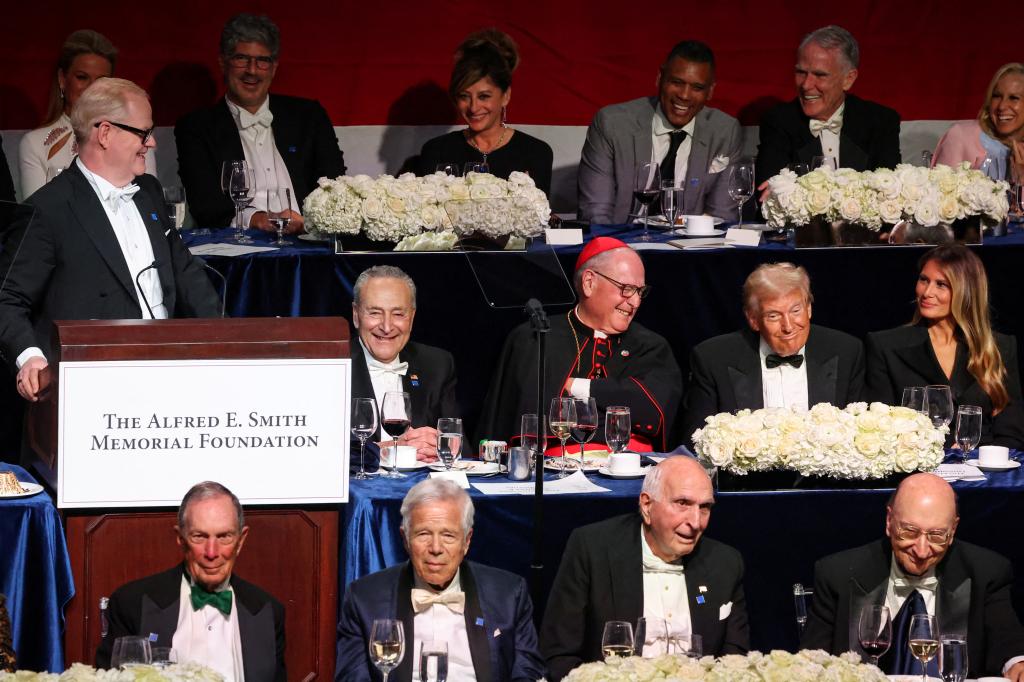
16,356,48,402
757,179,771,204
249,210,305,235
1006,661,1024,682
400,426,440,462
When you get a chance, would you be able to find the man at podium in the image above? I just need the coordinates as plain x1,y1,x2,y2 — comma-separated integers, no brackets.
0,78,221,403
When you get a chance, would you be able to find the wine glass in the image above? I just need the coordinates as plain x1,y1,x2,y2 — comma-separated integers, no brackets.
661,180,685,230
351,397,379,480
939,634,968,682
150,647,177,669
464,161,489,175
902,386,927,413
601,620,634,660
857,604,892,667
369,618,405,682
954,405,982,464
111,635,152,669
605,406,631,454
436,417,463,471
634,162,661,241
435,163,459,176
380,391,412,479
924,385,954,430
266,187,293,246
549,398,577,478
221,160,255,244
419,640,448,682
727,162,754,227
571,398,598,473
670,633,702,659
908,613,939,682
811,155,838,171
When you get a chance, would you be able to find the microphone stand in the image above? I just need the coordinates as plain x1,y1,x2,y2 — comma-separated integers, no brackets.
524,298,549,610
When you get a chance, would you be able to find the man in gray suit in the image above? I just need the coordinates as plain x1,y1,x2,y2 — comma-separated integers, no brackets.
577,40,742,225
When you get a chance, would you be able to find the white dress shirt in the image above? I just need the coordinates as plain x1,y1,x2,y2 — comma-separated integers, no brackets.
651,105,697,185
759,339,809,411
640,527,692,657
810,102,844,167
360,339,406,407
411,569,476,681
171,575,244,682
225,98,299,226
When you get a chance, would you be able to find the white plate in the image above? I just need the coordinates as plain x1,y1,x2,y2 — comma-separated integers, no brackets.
965,459,1020,471
380,461,430,472
672,228,726,237
298,232,329,242
645,215,725,228
0,481,44,499
598,465,650,479
544,455,610,472
428,461,500,475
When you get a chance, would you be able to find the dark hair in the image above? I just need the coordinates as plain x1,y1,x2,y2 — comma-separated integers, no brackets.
662,40,716,80
221,13,281,60
448,28,518,101
44,29,118,126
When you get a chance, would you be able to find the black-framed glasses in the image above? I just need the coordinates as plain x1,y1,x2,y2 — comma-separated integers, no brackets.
591,270,651,299
94,121,155,144
227,53,275,70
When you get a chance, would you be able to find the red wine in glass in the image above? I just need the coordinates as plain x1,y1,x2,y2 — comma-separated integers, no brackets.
382,418,411,439
633,189,660,207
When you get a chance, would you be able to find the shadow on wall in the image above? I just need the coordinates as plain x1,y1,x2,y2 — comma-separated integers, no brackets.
737,95,784,127
0,86,40,131
150,63,219,128
378,81,457,175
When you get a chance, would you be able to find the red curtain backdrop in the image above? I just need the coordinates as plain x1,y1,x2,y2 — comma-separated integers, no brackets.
0,1,1015,130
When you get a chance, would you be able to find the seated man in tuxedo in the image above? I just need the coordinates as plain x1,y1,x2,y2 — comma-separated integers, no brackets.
175,13,345,233
680,262,864,448
541,456,748,680
97,481,285,681
477,236,681,451
0,78,221,403
577,40,742,224
351,265,457,462
802,473,1024,680
335,478,545,681
755,25,900,189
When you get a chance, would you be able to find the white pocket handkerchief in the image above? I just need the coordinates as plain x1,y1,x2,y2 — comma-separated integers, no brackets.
709,155,730,174
719,601,733,620
493,628,502,638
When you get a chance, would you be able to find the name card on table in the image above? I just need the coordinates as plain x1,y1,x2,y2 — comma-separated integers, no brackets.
725,228,761,246
544,228,583,245
57,358,351,508
429,471,471,488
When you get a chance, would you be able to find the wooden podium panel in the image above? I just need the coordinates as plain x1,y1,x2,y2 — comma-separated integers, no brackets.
65,508,338,680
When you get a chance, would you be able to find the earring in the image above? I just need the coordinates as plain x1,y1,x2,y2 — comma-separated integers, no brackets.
501,105,508,128
59,86,65,101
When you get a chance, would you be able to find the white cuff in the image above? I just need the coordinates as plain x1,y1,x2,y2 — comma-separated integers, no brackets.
569,378,591,399
1003,655,1024,675
16,347,45,370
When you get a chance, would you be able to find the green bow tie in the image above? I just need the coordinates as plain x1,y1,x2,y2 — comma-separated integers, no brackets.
190,583,232,616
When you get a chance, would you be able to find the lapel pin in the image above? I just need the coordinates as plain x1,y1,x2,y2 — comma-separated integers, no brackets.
288,145,297,153
410,374,420,387
696,595,705,605
699,585,708,593
150,212,159,221
475,617,485,627
148,633,159,642
621,349,630,357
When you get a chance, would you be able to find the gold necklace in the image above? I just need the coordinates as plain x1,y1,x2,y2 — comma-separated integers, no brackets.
466,127,508,164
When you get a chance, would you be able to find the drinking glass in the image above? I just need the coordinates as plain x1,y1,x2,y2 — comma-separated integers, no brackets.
150,647,177,669
634,162,661,241
369,618,405,682
221,160,255,244
908,613,939,682
419,640,448,682
464,161,489,175
111,635,152,669
727,162,754,227
601,620,634,660
634,617,666,657
549,397,577,478
380,391,412,479
954,405,982,464
787,162,810,176
266,187,293,246
351,397,379,480
605,406,631,454
436,417,463,471
857,604,892,667
939,635,968,682
571,398,598,473
670,633,702,659
45,166,65,182
435,163,459,176
902,386,927,413
521,413,543,475
163,185,187,231
811,155,838,171
920,150,934,168
924,385,954,429
661,180,684,229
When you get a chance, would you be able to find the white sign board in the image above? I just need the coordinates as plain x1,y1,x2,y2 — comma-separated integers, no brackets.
57,358,350,508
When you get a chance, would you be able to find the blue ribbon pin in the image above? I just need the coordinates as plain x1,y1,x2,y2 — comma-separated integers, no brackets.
475,617,485,627
695,595,705,605
150,212,159,221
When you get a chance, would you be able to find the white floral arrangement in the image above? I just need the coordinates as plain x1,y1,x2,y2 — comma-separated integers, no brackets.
303,171,548,248
762,162,1010,231
692,402,946,479
0,662,223,681
565,650,888,681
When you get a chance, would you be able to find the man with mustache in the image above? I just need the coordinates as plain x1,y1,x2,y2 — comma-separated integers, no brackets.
175,13,345,233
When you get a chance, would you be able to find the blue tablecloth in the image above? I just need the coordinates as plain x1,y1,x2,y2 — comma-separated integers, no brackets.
0,463,74,671
341,454,1024,653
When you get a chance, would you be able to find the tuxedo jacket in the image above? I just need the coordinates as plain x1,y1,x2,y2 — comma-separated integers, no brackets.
0,162,221,369
335,561,546,682
174,94,346,227
540,513,748,681
577,97,743,224
866,324,1024,447
0,135,14,203
801,538,1024,677
755,94,901,186
680,326,865,448
95,565,285,681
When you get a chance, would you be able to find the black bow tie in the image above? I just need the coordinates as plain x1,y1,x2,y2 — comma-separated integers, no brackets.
765,353,804,369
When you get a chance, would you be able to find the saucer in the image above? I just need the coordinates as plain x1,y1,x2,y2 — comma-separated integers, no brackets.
965,458,1020,471
598,465,650,479
672,228,726,237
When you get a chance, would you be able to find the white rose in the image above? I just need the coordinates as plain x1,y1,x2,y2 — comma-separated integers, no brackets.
838,196,863,221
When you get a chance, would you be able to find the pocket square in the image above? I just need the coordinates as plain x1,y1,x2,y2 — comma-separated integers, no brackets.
493,628,501,638
709,155,730,174
719,601,732,620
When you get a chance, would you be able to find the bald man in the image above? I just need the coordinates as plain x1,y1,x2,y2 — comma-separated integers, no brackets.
540,456,748,680
802,473,1024,680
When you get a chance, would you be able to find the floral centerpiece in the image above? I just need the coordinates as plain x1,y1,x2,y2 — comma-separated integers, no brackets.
565,649,888,681
762,162,1009,231
0,663,223,681
692,402,946,479
302,170,549,250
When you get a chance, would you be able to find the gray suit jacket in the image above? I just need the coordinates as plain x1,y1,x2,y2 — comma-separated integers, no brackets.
577,97,742,224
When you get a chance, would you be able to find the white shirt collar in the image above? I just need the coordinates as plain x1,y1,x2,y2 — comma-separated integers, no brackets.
358,337,404,370
758,337,807,361
640,525,684,571
76,157,137,203
653,104,698,138
413,567,462,594
226,96,271,127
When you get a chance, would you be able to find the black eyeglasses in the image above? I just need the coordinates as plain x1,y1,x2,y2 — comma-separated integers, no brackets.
227,53,275,70
591,270,651,299
95,121,155,144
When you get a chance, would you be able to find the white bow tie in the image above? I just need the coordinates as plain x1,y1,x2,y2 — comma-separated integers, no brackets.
366,357,408,377
239,109,273,130
809,114,843,137
893,575,939,591
106,184,140,213
411,588,465,614
642,555,684,575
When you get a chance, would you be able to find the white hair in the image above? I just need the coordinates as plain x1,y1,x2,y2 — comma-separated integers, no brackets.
400,478,474,536
70,77,148,145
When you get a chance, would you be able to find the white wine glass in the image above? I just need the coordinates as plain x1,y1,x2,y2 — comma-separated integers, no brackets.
548,397,577,478
436,417,463,471
857,604,891,667
111,635,152,669
634,162,661,241
266,187,293,246
380,391,412,479
924,385,954,429
369,618,405,682
351,397,379,480
571,397,598,473
605,406,631,454
954,405,982,464
601,620,635,660
908,613,939,682
727,162,754,227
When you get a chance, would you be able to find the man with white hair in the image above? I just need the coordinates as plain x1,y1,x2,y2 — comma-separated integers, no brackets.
335,478,545,680
0,77,221,403
680,262,864,448
541,456,748,680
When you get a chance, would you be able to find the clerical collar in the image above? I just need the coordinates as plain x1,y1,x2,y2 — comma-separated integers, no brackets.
358,337,403,369
571,307,609,340
413,567,462,595
653,104,698,138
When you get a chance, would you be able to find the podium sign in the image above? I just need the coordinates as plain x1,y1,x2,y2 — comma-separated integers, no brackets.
57,357,350,508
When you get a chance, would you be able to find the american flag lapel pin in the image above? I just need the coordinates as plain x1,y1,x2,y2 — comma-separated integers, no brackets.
621,349,630,357
410,374,420,387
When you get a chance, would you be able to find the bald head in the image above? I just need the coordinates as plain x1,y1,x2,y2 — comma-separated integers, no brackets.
886,473,959,576
639,456,714,562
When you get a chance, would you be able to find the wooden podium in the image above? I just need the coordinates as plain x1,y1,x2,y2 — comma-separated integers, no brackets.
28,317,348,680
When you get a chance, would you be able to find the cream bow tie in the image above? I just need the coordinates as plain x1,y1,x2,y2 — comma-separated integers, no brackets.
809,115,843,137
411,588,465,614
239,109,273,130
642,555,684,575
893,575,939,591
366,357,408,377
106,184,140,213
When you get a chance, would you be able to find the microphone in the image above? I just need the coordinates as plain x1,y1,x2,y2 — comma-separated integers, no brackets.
525,297,549,331
134,260,163,320
195,257,228,318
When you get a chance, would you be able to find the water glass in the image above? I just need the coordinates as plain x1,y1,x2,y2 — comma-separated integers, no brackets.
939,635,968,682
163,186,186,229
661,180,685,228
671,633,702,659
369,618,405,682
436,417,463,470
634,617,666,657
605,406,631,453
111,635,152,669
902,386,926,413
150,647,177,668
601,620,634,660
435,163,459,176
954,405,982,463
419,640,448,682
266,187,293,246
925,385,954,429
464,161,489,175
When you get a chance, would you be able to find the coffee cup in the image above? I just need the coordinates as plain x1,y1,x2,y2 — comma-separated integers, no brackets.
686,215,715,234
978,445,1010,467
609,451,642,475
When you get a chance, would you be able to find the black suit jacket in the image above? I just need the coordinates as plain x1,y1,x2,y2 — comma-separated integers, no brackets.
0,136,15,203
540,513,748,680
96,565,286,681
801,538,1024,677
174,94,345,227
680,326,865,448
0,162,221,368
755,94,901,186
865,324,1024,447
